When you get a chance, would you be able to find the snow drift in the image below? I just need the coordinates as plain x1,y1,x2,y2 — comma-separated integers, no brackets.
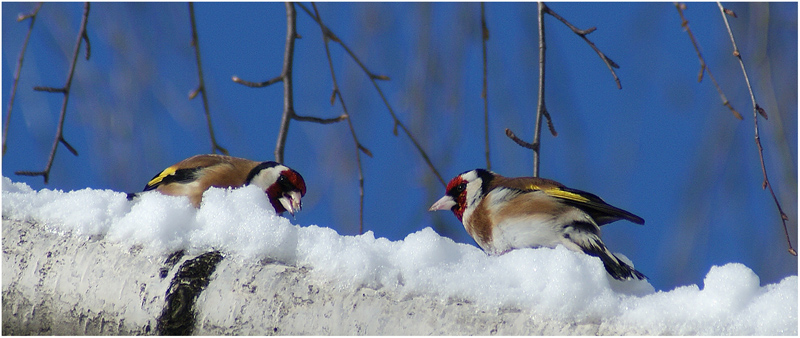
2,177,797,335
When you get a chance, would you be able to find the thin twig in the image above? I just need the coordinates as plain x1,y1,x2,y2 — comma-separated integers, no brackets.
231,75,283,88
296,2,446,186
16,2,90,183
82,26,91,60
312,3,372,234
273,2,298,163
511,2,619,176
533,2,547,177
188,2,228,155
3,3,43,156
542,3,622,89
505,128,536,150
293,113,347,124
716,2,795,256
674,3,742,120
507,2,558,177
481,2,491,170
32,86,66,93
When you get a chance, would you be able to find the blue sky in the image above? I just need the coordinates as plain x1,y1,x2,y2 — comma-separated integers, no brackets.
2,2,796,292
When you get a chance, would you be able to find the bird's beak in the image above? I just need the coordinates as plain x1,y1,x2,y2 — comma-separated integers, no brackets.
429,195,456,211
279,190,303,216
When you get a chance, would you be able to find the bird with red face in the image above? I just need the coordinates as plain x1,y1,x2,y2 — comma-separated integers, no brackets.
430,168,645,280
129,154,306,215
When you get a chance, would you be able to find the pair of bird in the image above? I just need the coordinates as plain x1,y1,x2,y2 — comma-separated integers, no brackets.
131,154,645,280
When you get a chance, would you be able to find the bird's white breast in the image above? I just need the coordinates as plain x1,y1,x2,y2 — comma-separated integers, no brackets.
482,189,590,255
489,213,574,254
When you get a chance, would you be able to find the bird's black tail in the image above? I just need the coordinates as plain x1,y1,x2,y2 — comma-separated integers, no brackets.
569,221,647,280
594,247,647,280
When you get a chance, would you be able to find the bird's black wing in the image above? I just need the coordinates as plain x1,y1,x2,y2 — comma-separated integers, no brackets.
142,166,204,191
554,186,645,226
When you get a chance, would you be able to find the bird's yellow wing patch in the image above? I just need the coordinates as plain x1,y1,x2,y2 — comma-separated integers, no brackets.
147,166,178,187
527,184,591,204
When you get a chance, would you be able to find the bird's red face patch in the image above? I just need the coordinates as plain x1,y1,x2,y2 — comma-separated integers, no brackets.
266,169,306,214
445,176,468,221
282,169,306,197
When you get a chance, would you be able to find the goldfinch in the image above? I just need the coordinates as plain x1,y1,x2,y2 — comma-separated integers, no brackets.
429,169,646,280
128,154,306,215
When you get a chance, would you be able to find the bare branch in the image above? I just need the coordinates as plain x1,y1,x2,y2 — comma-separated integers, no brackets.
15,170,50,182
505,2,559,177
311,2,372,234
234,3,345,164
273,2,298,163
297,2,445,186
293,113,347,124
674,3,742,120
505,128,536,150
16,5,41,22
299,5,391,82
716,2,795,256
231,75,283,88
4,3,43,156
60,137,78,156
532,2,547,177
82,28,91,60
33,86,66,93
481,2,491,170
543,108,557,137
15,2,90,184
542,3,622,89
188,3,228,155
357,143,373,157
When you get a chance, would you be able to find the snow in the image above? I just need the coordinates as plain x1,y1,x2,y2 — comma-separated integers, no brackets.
2,177,797,335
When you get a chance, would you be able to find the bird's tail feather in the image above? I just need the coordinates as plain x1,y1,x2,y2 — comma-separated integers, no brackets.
594,247,647,280
568,221,647,280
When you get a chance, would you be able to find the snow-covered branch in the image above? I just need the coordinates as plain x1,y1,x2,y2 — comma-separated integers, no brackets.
2,178,796,335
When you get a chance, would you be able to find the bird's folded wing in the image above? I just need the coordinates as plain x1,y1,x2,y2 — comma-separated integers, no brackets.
542,186,644,226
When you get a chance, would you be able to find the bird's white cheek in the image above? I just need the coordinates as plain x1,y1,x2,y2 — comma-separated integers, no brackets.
465,180,484,207
250,169,283,191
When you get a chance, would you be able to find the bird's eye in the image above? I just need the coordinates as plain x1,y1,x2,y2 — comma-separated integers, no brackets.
455,183,467,193
278,175,290,187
